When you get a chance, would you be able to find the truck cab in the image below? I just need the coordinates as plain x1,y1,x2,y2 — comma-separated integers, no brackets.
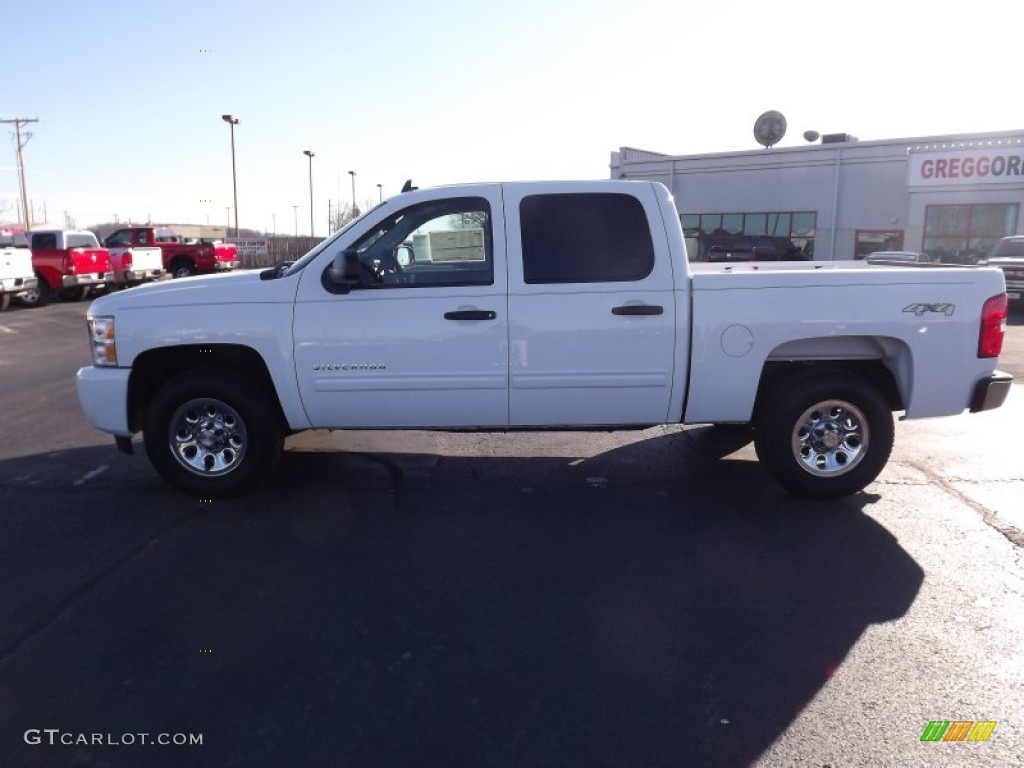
104,227,240,278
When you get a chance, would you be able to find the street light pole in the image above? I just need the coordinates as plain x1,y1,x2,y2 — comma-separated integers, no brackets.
377,183,383,202
304,150,315,237
292,205,298,238
348,170,356,214
221,115,240,237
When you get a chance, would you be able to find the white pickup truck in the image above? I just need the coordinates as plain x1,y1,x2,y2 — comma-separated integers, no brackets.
0,232,38,311
75,181,1012,498
101,228,165,288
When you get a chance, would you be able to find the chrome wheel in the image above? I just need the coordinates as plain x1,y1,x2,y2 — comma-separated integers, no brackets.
168,397,247,477
791,399,868,477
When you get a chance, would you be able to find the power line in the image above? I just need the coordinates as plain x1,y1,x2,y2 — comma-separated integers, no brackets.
1,117,39,229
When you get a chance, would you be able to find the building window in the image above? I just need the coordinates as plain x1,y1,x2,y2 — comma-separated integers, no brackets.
680,211,816,261
923,203,1018,263
855,230,904,259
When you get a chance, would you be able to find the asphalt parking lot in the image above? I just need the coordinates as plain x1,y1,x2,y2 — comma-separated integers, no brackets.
0,298,1022,767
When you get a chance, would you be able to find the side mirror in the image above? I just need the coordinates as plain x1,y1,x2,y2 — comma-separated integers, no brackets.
327,249,361,292
396,244,415,267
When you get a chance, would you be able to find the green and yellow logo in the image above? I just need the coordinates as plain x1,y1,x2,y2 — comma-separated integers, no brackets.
920,720,997,742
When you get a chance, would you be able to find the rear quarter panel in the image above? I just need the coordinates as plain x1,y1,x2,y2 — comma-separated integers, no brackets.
684,263,1006,423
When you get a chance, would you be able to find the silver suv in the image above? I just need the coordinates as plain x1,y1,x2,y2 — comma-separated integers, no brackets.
987,236,1024,303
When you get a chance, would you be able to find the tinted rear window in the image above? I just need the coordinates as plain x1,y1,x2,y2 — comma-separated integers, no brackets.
520,193,654,284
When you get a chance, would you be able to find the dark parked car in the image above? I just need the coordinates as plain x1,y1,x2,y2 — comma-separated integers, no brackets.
865,251,936,266
705,235,804,262
986,236,1024,303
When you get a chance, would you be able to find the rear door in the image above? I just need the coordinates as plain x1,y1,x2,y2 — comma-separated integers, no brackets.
293,186,509,428
504,183,676,426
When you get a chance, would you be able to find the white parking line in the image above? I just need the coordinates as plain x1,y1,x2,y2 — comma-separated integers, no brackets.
73,465,109,486
0,325,17,334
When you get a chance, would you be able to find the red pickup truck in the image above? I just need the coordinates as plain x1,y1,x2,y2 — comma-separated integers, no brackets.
103,226,239,278
23,229,114,305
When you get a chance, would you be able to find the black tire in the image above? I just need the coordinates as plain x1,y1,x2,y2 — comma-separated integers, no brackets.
0,293,9,312
143,368,284,496
753,369,893,499
58,286,90,302
18,276,50,308
171,260,196,279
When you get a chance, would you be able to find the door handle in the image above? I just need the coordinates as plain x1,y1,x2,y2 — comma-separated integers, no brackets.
611,304,663,316
444,310,497,321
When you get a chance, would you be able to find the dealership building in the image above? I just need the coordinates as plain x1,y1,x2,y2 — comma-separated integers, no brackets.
610,129,1024,263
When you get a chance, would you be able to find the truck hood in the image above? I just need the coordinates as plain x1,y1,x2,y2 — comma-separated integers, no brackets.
89,269,297,314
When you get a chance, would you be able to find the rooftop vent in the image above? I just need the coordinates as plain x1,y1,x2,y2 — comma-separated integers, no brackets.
821,133,859,144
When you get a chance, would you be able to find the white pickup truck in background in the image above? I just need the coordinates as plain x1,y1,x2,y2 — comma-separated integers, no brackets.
0,231,37,311
76,181,1012,499
101,229,165,288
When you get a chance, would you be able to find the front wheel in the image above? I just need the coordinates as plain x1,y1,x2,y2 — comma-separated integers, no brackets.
143,369,283,496
754,370,893,499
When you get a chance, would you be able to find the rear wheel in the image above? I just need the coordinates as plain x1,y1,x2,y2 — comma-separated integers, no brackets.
18,277,49,308
0,293,9,311
58,286,90,302
753,370,893,499
143,369,283,496
171,260,196,279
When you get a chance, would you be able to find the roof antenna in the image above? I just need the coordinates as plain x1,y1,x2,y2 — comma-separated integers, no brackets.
401,179,417,193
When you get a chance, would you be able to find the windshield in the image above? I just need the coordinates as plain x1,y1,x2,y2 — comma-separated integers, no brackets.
0,232,29,248
66,233,100,248
281,203,385,277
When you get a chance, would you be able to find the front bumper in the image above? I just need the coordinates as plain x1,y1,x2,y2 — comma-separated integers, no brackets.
76,365,132,436
63,272,114,288
969,370,1014,413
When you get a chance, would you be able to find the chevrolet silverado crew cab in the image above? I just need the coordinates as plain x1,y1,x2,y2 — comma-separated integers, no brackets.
76,181,1013,499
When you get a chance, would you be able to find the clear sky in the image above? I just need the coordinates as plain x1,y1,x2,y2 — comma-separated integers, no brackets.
3,0,1021,235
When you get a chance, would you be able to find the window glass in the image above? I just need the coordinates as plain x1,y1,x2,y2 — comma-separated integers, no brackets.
925,204,1018,264
680,214,699,236
700,214,722,237
66,233,100,248
348,197,493,288
768,213,791,237
744,213,767,236
520,193,654,284
722,213,743,235
106,230,131,247
925,206,968,236
32,233,57,250
137,230,151,245
791,212,816,238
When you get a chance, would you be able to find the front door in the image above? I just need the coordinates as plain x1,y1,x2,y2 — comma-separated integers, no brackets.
293,187,509,428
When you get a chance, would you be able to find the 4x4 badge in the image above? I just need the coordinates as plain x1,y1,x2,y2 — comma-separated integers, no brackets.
903,302,955,316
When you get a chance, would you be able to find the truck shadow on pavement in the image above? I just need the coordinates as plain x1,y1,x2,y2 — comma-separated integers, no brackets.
0,428,923,768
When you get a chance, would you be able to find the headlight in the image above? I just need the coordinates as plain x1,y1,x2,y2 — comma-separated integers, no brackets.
88,316,118,366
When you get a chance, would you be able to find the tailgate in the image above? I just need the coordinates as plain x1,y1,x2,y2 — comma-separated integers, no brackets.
214,244,238,262
71,248,112,273
130,247,164,270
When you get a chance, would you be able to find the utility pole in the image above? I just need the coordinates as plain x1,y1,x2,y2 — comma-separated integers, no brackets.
2,118,39,229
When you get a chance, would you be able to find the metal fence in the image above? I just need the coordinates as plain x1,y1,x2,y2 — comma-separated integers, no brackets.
236,236,325,269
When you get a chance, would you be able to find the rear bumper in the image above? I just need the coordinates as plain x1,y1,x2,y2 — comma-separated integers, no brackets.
123,268,165,282
214,260,239,271
970,370,1013,413
0,275,37,294
63,272,113,288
